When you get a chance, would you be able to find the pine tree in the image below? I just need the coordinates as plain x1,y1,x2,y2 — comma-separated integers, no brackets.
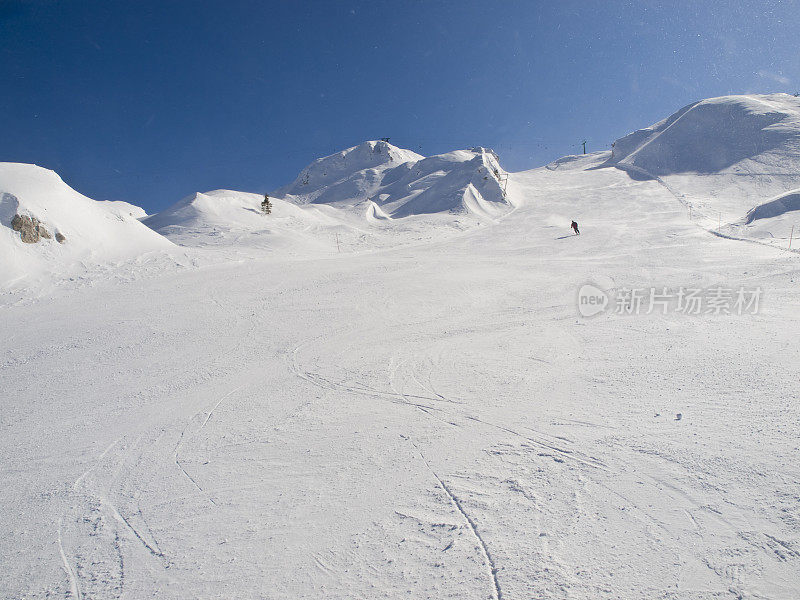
261,194,272,215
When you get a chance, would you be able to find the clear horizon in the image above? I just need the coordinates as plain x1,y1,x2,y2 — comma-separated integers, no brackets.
2,0,799,213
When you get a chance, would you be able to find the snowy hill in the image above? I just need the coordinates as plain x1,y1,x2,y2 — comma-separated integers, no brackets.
731,188,800,241
608,94,800,176
142,189,352,253
275,141,513,220
144,142,515,255
604,93,800,246
0,163,171,290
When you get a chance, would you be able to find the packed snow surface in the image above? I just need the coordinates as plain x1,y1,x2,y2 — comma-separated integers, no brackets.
2,95,800,599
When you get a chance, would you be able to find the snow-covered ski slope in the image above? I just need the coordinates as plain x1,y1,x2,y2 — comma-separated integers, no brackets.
2,96,800,599
603,93,800,247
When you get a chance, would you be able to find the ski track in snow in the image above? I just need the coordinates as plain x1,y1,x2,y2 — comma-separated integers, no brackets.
101,495,164,559
199,383,246,431
57,517,81,600
280,286,799,596
5,110,800,598
172,385,248,507
406,436,503,600
290,322,606,473
289,331,442,412
57,437,123,599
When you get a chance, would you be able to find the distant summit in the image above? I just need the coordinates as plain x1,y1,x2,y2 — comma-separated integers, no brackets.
275,140,424,200
274,141,513,220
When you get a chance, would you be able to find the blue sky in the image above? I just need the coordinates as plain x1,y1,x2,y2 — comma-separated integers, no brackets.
2,0,799,213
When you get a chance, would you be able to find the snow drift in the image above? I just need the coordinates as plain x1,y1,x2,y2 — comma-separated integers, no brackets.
275,141,513,220
731,188,800,240
745,189,800,223
0,163,171,289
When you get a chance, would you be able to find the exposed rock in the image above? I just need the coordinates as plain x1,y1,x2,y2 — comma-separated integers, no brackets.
12,214,38,243
10,214,51,243
55,232,66,243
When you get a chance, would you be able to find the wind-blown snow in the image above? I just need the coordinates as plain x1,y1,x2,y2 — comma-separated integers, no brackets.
746,188,800,224
730,188,800,241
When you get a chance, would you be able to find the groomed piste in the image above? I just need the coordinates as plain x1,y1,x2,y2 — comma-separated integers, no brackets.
2,95,799,599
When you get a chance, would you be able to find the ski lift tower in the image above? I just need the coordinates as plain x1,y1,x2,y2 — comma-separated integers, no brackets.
498,172,509,198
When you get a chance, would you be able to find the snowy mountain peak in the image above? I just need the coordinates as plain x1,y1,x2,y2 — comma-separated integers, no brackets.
275,140,424,200
274,142,512,219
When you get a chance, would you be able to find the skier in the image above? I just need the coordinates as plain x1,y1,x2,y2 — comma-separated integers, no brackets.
571,220,580,235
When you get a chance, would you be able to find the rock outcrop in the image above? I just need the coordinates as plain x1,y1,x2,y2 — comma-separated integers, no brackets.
11,214,52,243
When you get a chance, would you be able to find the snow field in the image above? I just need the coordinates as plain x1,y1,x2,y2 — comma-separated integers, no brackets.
2,95,800,598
